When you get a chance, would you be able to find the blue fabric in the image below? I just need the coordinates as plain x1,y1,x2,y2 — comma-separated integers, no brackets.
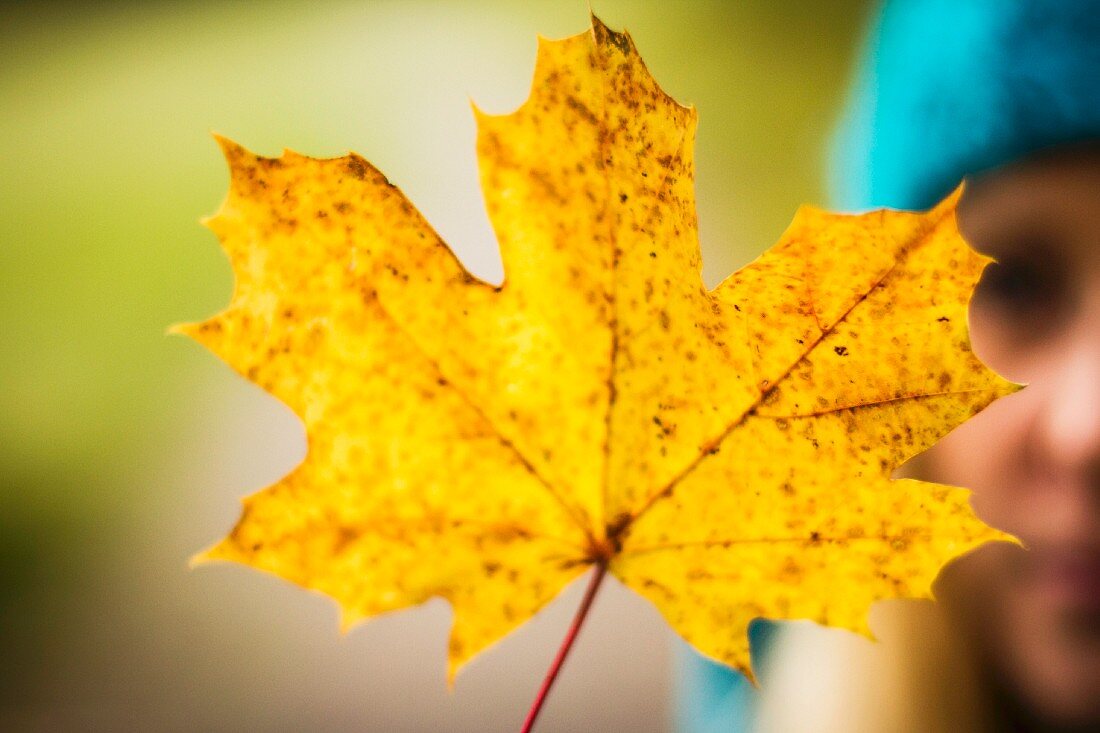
675,649,754,733
679,2,1100,730
675,620,778,732
830,0,1100,212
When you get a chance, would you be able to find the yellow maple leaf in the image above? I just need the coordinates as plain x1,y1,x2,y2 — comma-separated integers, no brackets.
176,16,1018,686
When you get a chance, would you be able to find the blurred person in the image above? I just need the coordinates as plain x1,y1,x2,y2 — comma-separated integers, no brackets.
680,1,1100,731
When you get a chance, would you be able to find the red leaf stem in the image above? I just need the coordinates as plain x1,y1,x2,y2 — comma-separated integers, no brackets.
519,562,608,733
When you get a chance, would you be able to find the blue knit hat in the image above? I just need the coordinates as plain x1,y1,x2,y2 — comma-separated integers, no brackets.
829,0,1100,212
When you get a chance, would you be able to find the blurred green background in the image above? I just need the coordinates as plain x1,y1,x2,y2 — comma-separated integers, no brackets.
0,1,868,730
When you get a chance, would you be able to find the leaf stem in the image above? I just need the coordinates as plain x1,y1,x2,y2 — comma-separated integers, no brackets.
519,561,608,733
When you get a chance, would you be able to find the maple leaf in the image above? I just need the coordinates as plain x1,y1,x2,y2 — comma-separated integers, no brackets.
176,16,1018,687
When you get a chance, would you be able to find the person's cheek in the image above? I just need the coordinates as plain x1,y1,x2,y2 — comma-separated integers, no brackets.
1028,312,1100,482
917,284,1043,537
923,387,1032,535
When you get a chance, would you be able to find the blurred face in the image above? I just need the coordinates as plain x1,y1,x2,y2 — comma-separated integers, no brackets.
927,143,1100,728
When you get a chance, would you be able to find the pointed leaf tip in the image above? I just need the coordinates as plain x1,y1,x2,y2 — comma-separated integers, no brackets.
166,322,194,338
188,546,216,570
590,13,635,57
211,132,245,159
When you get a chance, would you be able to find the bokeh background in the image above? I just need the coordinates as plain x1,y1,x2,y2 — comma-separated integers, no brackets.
0,1,869,730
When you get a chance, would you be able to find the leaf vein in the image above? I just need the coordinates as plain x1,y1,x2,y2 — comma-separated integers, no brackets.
626,203,955,526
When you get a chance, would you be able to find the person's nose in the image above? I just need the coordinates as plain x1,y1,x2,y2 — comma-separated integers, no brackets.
1033,301,1100,486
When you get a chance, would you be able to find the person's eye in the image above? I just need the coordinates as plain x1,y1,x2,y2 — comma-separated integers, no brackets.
973,252,1066,334
979,258,1050,308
